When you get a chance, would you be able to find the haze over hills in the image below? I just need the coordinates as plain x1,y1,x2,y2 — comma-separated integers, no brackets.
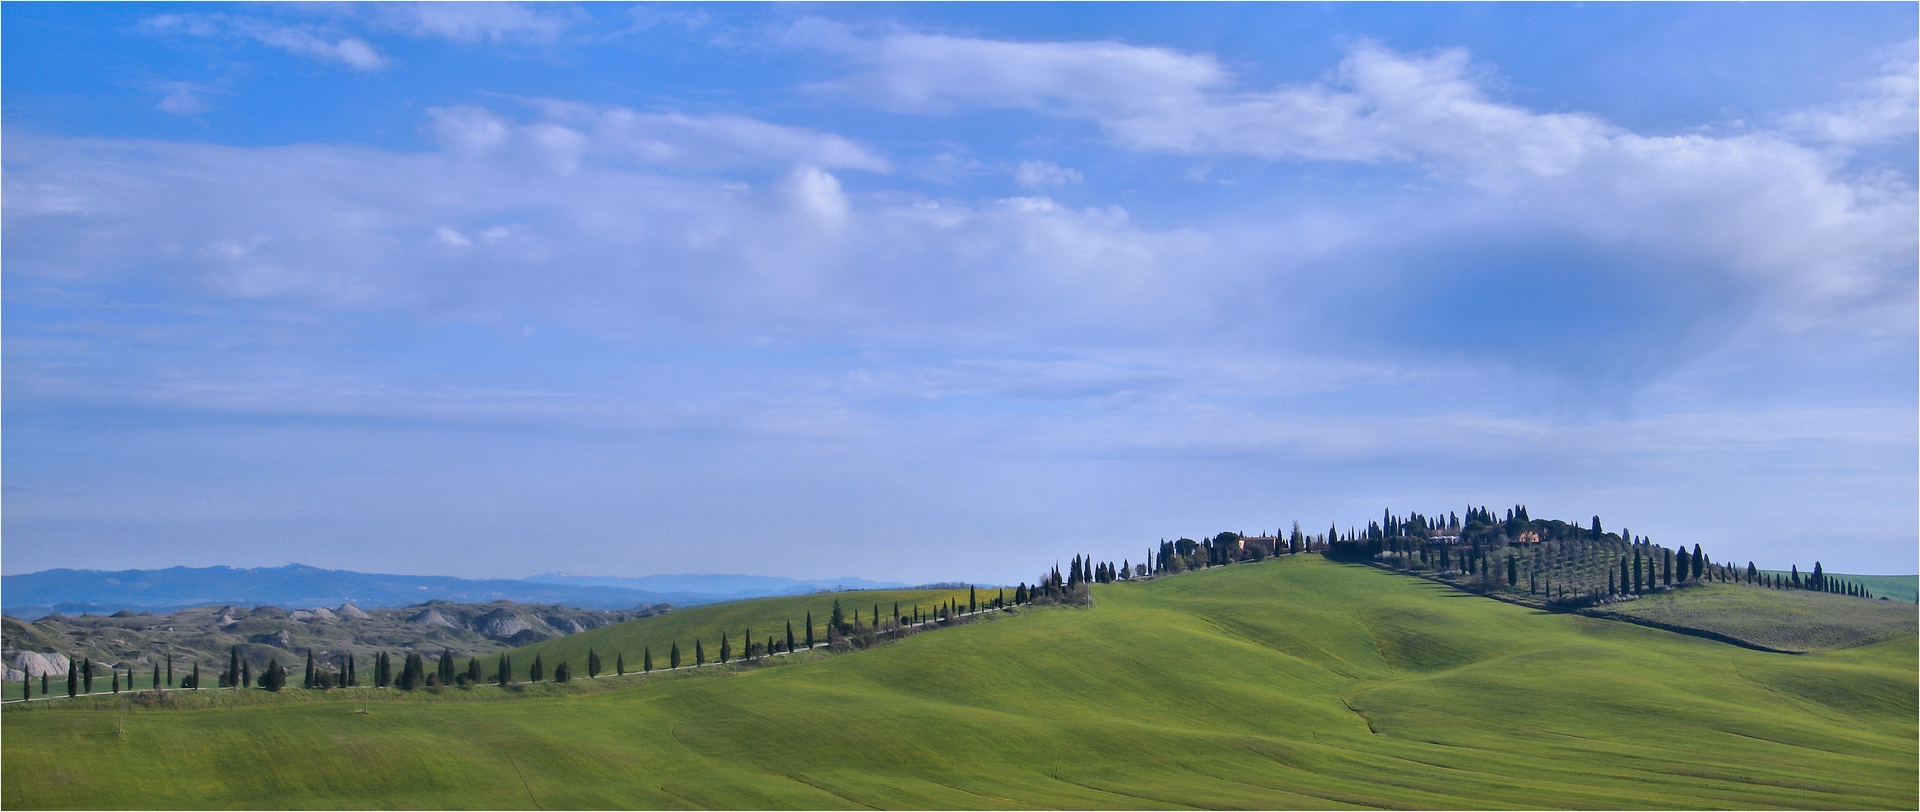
1,565,911,619
524,573,911,599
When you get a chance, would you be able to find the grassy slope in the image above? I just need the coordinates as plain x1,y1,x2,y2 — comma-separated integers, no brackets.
502,587,986,675
1585,583,1917,652
3,557,1913,810
1757,571,1917,604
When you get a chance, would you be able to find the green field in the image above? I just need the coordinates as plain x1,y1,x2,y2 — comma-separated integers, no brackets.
502,587,988,677
1585,582,1917,652
4,556,1914,809
1758,571,1918,604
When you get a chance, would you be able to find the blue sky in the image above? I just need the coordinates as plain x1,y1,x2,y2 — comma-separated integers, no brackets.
5,3,1915,582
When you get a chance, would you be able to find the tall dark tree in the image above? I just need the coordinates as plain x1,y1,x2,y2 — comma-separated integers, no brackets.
439,649,456,686
1620,558,1631,595
588,649,601,678
67,659,78,697
805,612,815,648
528,654,545,683
191,662,200,690
719,633,731,664
83,658,94,693
1692,545,1704,583
1675,546,1690,583
262,659,287,692
497,653,512,685
1507,555,1517,586
306,650,316,688
241,658,251,690
112,669,120,693
167,654,174,687
399,652,427,690
969,586,978,614
554,662,571,683
786,620,797,653
468,656,483,685
644,647,653,673
153,663,161,691
670,643,682,669
829,600,846,633
696,640,707,666
616,653,626,676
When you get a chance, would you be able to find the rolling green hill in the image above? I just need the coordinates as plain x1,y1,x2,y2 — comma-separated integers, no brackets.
4,556,1914,809
1759,571,1918,604
500,587,987,677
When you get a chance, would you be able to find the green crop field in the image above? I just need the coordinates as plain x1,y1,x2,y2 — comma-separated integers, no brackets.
4,556,1914,809
501,587,989,677
1758,571,1918,604
1584,582,1917,652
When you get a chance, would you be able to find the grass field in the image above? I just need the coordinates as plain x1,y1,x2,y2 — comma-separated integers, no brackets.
1585,582,1917,652
501,587,988,677
4,556,1914,809
1758,571,1917,604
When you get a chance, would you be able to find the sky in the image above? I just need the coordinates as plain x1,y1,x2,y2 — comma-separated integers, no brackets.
4,2,1916,583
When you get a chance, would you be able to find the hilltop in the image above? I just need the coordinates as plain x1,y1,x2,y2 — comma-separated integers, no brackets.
4,555,1912,809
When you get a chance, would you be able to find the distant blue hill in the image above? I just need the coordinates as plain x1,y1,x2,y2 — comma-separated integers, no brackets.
0,564,699,619
525,572,911,600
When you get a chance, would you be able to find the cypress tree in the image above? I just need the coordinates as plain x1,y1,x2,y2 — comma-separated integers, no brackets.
306,650,316,688
554,662,571,683
262,659,286,692
439,649,456,685
588,649,601,678
786,620,796,653
191,662,200,690
670,643,681,669
1620,558,1630,595
645,647,654,672
829,600,845,633
42,672,49,696
1662,549,1673,586
226,647,240,688
969,586,977,614
22,675,29,702
1692,545,1704,582
695,640,705,666
497,653,512,685
1507,555,1517,586
805,613,815,648
113,670,120,693
241,656,251,690
529,654,544,683
720,633,730,664
167,655,174,687
617,653,626,676
153,663,161,691
1675,547,1689,583
67,659,78,697
468,657,482,685
767,635,775,658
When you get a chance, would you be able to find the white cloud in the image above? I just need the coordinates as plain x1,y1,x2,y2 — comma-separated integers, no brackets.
1783,47,1919,145
141,13,389,71
372,2,573,44
154,82,217,116
819,35,1917,333
425,101,892,174
1014,160,1083,189
809,27,1229,118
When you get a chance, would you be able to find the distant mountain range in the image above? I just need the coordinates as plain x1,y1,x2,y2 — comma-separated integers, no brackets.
1,565,909,619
